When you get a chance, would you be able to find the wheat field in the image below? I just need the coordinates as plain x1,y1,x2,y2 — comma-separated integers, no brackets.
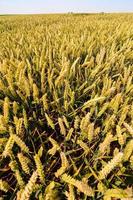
0,14,133,199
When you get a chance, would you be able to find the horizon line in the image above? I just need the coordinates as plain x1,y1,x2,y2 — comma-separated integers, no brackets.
0,11,133,15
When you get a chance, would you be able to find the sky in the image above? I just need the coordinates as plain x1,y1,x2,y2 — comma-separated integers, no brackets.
0,0,133,14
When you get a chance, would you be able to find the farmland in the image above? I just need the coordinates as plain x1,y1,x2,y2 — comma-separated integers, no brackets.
0,14,133,199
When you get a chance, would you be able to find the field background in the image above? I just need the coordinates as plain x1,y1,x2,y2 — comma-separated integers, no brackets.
0,14,133,199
